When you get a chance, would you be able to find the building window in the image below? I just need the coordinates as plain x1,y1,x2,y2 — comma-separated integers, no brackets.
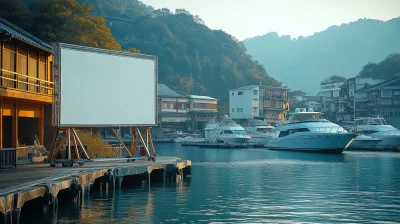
380,100,391,105
3,42,16,88
393,91,400,96
393,100,400,105
253,107,258,113
17,46,28,90
169,103,175,109
238,91,243,95
381,90,391,98
180,103,186,110
162,103,168,109
253,90,258,95
237,108,243,112
193,103,217,110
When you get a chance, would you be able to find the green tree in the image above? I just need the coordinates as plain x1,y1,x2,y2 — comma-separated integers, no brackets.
124,48,141,54
359,54,400,80
0,0,33,30
31,0,121,50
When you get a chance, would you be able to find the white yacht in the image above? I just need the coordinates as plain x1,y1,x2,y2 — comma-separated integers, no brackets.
266,108,356,154
205,115,251,144
240,119,278,145
352,117,400,150
340,121,382,150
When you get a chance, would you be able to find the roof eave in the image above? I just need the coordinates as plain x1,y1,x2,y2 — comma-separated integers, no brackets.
4,32,53,53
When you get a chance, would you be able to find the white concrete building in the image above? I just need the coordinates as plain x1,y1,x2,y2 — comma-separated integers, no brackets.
229,85,289,124
318,83,344,98
229,85,260,119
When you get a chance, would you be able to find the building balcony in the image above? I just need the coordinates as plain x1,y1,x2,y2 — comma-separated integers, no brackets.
263,107,288,111
263,94,289,101
0,69,53,103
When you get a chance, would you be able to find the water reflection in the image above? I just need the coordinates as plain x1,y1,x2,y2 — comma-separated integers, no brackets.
25,144,400,223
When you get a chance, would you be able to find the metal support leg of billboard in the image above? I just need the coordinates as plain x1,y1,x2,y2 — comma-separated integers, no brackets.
48,128,92,167
110,127,157,162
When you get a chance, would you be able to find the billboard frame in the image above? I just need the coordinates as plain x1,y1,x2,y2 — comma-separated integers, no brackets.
52,42,158,128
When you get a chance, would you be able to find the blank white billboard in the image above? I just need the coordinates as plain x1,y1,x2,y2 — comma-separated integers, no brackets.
53,43,157,127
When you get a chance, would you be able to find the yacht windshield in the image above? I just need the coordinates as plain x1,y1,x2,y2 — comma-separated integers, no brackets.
355,118,387,125
289,113,327,123
256,128,273,132
233,130,247,135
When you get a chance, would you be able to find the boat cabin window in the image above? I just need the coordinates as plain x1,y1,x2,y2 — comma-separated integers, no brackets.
256,128,271,132
358,130,378,135
279,128,309,137
221,130,234,135
233,130,247,135
290,113,326,123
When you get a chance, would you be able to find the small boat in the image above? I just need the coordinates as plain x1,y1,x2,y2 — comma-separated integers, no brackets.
173,133,205,143
340,121,382,150
353,116,400,151
346,134,382,150
266,108,356,154
241,119,278,145
205,115,251,144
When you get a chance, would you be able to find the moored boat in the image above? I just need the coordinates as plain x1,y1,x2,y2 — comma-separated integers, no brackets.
266,108,356,154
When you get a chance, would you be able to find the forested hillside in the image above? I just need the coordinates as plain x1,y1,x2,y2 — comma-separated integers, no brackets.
1,0,281,102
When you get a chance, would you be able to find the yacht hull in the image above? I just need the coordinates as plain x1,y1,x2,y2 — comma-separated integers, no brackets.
217,136,250,144
373,135,400,150
347,139,382,150
266,133,355,154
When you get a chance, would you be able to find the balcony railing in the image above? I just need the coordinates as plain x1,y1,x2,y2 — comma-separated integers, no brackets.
264,94,289,101
0,69,53,95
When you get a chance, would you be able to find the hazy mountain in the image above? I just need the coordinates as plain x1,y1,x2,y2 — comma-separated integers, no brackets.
243,18,400,94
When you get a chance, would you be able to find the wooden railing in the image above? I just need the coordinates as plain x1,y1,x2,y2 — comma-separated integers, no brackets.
0,68,53,95
0,148,17,169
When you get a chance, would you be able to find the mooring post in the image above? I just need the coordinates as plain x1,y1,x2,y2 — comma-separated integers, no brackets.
115,176,124,190
148,172,151,188
12,208,21,224
4,211,12,224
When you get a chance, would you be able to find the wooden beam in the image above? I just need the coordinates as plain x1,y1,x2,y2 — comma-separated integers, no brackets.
38,104,44,145
0,98,2,148
110,127,132,157
11,100,18,148
71,130,80,160
148,128,156,156
48,127,59,161
52,130,68,159
1,41,3,86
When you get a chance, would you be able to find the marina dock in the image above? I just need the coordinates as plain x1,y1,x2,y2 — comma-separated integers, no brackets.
181,142,265,149
0,157,192,223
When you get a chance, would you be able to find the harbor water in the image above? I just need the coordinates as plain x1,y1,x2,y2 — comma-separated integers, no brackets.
24,143,400,223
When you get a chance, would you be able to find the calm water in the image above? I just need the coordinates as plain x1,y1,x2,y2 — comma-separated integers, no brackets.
27,144,400,223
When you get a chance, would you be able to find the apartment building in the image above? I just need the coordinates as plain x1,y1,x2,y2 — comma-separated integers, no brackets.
355,76,400,118
229,85,289,125
337,77,384,122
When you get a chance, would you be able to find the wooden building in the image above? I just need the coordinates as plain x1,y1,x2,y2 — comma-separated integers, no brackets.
0,17,53,148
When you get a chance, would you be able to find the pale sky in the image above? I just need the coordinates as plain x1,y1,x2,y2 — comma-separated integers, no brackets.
141,0,400,40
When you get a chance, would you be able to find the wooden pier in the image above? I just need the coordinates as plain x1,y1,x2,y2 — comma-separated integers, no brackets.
181,142,265,149
0,157,191,224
